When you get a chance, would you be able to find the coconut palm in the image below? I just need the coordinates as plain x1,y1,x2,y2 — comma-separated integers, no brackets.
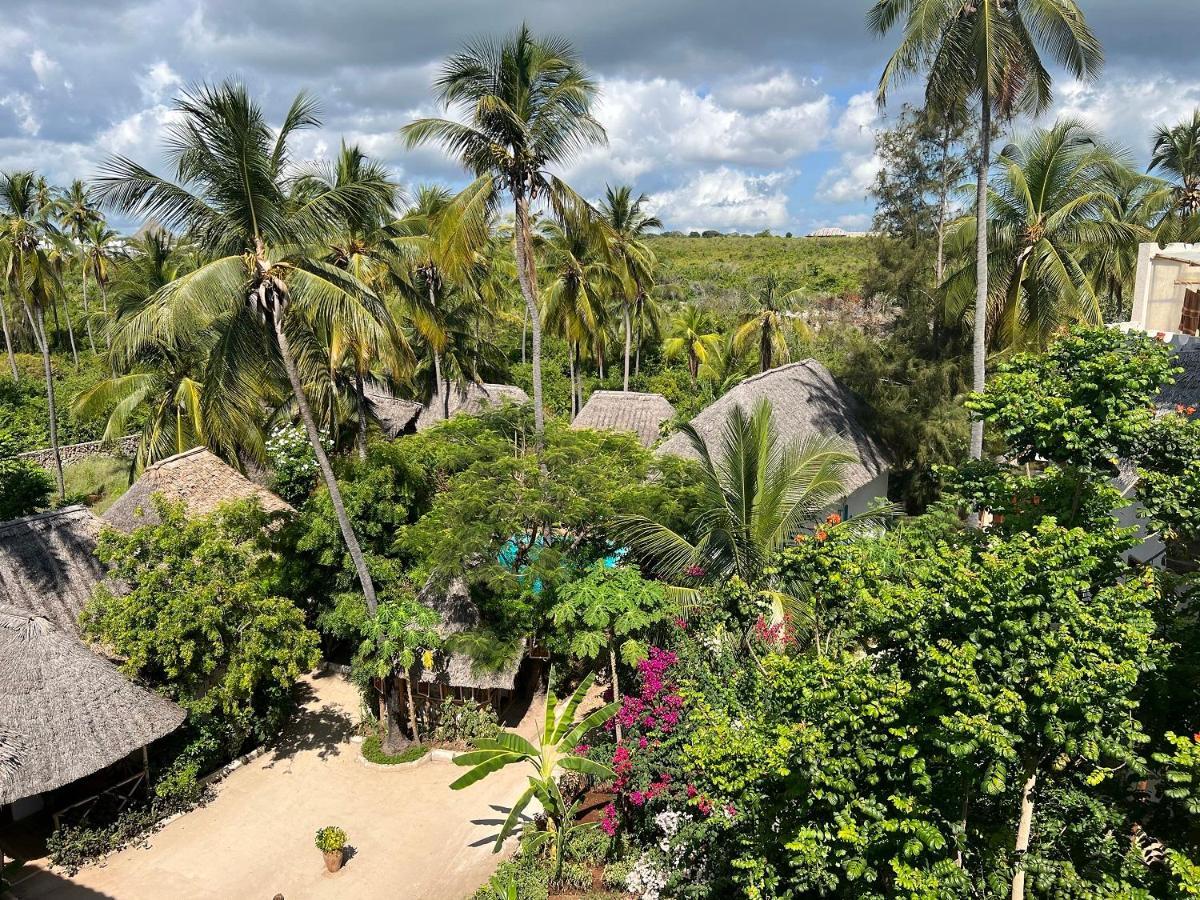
699,332,756,394
54,180,101,353
616,397,856,598
663,303,719,382
1150,108,1200,222
540,209,614,415
943,120,1130,350
83,220,120,351
402,24,607,445
93,81,399,611
597,185,661,391
0,244,17,381
870,0,1103,462
735,274,800,373
0,170,67,496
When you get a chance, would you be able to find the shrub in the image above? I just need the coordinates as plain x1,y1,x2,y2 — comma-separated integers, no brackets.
553,860,593,891
428,697,501,748
361,735,428,765
47,799,180,875
602,856,635,890
471,852,550,900
0,430,53,519
266,424,324,505
314,826,347,852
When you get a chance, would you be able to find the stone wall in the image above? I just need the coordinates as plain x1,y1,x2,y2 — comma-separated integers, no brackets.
18,435,139,469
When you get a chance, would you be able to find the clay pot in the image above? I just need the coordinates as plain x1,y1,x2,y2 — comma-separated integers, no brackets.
323,848,344,873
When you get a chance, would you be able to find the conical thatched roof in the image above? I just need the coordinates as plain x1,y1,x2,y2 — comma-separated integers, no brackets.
1158,348,1200,412
365,388,424,438
415,383,530,431
572,390,675,448
657,360,890,494
0,606,185,805
102,447,292,532
0,506,105,637
415,577,525,691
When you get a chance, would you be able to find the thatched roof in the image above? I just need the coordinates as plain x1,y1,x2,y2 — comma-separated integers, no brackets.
415,577,525,691
0,606,184,805
657,359,890,494
0,506,105,637
102,447,293,532
415,383,530,431
1159,348,1200,412
572,391,675,448
365,389,424,438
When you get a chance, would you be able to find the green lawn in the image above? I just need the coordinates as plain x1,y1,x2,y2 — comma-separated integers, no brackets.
63,455,132,513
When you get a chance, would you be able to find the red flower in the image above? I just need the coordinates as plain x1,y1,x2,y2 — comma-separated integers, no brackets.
815,528,828,542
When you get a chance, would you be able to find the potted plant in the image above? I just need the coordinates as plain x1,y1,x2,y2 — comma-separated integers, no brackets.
314,826,347,873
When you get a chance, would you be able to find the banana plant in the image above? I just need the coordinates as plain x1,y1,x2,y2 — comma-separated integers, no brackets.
450,669,618,882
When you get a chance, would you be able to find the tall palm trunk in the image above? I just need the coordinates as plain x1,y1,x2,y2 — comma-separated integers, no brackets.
970,96,991,461
405,667,421,742
609,640,623,744
79,248,96,354
100,279,111,351
635,305,643,376
432,349,448,419
760,325,772,373
623,303,633,391
1,288,17,380
271,307,377,612
33,305,64,499
354,368,368,461
57,294,79,370
513,194,545,444
567,340,577,417
521,304,528,365
935,121,953,288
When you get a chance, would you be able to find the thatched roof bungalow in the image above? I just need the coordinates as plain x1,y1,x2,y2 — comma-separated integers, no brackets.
0,506,105,637
365,388,425,438
571,390,675,448
658,360,890,517
0,607,184,810
415,383,530,432
102,447,292,532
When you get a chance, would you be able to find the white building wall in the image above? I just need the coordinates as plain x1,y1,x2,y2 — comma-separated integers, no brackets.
844,470,890,519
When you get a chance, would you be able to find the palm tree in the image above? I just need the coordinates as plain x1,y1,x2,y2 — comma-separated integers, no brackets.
83,220,120,351
0,244,18,381
870,0,1103,462
662,303,719,382
0,170,67,497
616,398,856,623
943,120,1127,350
735,274,799,373
1150,108,1200,221
93,81,398,611
699,332,756,394
540,209,614,415
402,24,607,446
55,179,101,354
597,185,660,391
1085,166,1169,322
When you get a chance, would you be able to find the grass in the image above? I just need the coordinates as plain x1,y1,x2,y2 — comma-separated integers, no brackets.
361,735,429,765
63,455,132,513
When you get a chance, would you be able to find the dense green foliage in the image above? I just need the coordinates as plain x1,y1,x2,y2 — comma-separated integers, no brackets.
0,429,53,519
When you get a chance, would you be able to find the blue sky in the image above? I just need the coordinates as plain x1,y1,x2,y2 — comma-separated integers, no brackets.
1,0,1197,235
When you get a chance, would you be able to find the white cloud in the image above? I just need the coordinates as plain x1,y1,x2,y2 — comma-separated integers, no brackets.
711,69,819,111
29,49,69,91
836,212,872,230
646,167,794,232
1,93,39,136
831,91,879,150
817,151,881,203
97,103,183,159
1047,74,1200,156
138,61,183,105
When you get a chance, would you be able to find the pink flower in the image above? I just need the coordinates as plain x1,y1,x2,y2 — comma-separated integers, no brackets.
630,790,646,807
725,803,737,818
639,737,648,749
673,616,688,630
573,744,590,755
684,564,706,578
601,803,619,836
686,784,698,798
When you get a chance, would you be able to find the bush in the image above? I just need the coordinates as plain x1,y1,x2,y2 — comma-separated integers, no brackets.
428,698,500,748
0,429,53,519
553,860,592,891
471,852,550,900
47,798,181,875
266,424,324,505
314,826,347,852
601,856,635,890
361,735,428,765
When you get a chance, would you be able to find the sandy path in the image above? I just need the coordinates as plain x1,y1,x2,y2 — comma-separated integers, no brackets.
17,672,536,900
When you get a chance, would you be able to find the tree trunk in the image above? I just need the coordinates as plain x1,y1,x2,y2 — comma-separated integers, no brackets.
100,279,110,352
1010,763,1037,900
935,120,953,289
34,306,65,499
433,349,447,418
635,307,642,377
568,340,577,417
969,95,991,461
513,194,545,444
59,295,79,370
521,303,528,365
623,305,632,391
272,310,377,612
79,249,96,355
1,288,17,381
761,326,772,373
381,677,405,754
354,368,368,461
405,667,421,743
609,640,623,744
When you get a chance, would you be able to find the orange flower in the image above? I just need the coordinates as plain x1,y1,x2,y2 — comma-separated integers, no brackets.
794,534,807,544
815,528,828,542
825,512,842,526
1189,406,1197,416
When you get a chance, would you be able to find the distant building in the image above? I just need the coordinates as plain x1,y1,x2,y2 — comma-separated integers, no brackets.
657,360,890,519
805,227,875,239
1118,242,1200,346
414,383,530,431
571,390,675,448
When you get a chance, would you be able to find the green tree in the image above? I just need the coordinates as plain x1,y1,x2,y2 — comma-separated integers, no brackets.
870,0,1103,459
0,429,53,519
1150,108,1200,220
54,179,101,354
550,563,671,740
451,669,617,883
81,498,320,739
402,24,607,445
598,185,661,391
1134,410,1200,544
94,81,397,611
662,303,719,382
734,274,800,373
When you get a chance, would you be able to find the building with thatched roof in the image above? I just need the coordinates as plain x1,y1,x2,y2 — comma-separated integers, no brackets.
571,391,675,448
658,360,890,518
0,506,105,637
102,447,292,532
0,606,184,818
415,383,530,431
365,388,424,438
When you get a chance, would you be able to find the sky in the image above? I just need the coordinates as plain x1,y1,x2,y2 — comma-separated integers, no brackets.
1,0,1198,236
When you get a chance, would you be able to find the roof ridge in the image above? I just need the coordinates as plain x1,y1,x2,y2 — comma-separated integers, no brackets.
729,359,822,390
0,504,94,535
146,446,210,471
